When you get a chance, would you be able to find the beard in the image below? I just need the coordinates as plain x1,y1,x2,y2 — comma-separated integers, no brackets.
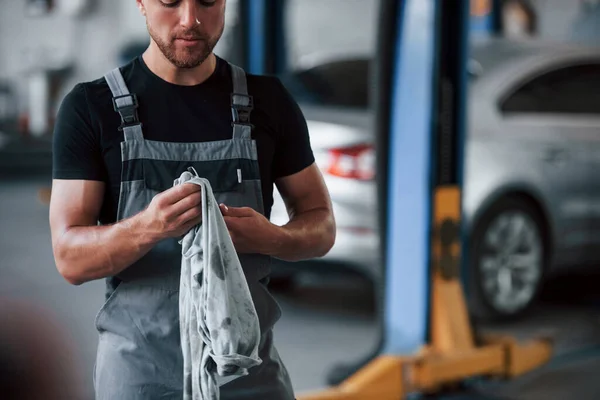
148,23,223,69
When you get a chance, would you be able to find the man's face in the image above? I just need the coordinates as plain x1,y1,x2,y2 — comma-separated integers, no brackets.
139,0,225,69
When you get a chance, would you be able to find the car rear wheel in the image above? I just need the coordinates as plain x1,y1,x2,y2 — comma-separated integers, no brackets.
468,197,547,321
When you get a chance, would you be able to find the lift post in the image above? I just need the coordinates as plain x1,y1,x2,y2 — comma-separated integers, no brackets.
297,0,552,398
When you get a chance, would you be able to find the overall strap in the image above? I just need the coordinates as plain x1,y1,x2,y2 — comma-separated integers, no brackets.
229,64,253,140
105,68,144,142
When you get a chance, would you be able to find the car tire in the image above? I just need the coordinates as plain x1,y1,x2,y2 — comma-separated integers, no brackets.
467,197,548,321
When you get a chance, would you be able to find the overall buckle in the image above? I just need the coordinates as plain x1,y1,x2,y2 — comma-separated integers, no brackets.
231,93,254,124
112,94,141,130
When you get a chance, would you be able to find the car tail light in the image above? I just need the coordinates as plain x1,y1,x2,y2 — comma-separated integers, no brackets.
323,144,376,180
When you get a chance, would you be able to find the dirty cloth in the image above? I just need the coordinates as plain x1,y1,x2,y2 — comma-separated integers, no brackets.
175,169,262,400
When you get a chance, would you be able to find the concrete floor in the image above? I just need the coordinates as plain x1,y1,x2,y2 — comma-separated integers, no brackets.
1,175,600,399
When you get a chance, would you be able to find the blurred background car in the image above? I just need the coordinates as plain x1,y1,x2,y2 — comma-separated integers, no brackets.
269,54,380,283
271,37,600,320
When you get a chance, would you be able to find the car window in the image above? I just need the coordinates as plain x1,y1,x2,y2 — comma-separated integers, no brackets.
501,63,600,114
279,58,371,109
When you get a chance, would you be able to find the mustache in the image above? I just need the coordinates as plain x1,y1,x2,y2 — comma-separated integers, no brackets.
173,30,208,40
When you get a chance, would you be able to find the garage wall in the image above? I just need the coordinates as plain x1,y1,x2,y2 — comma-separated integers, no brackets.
0,0,147,115
285,0,380,68
0,0,237,116
530,0,580,41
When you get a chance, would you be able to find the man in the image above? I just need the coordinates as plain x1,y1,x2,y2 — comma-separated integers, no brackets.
49,0,336,399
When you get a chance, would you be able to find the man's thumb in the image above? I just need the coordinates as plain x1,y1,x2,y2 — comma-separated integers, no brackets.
220,204,254,217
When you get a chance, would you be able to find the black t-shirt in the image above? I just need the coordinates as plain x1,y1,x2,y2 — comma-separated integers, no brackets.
52,55,314,224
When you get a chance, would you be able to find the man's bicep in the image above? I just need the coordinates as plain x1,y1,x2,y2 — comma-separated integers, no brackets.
275,163,332,217
49,179,105,245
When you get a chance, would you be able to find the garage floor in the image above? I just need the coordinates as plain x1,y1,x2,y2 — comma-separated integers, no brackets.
1,174,599,399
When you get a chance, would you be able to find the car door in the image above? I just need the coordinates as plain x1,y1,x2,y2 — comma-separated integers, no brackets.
546,63,600,262
499,61,599,267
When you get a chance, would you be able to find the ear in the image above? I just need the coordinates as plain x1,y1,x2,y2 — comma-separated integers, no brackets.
136,0,146,16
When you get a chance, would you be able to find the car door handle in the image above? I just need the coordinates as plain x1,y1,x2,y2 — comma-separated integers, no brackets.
543,148,567,164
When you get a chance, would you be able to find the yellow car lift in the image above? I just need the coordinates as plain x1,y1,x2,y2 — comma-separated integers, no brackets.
298,187,552,400
296,0,552,398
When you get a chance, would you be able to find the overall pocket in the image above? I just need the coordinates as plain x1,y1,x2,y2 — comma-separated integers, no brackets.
94,281,124,333
142,159,242,193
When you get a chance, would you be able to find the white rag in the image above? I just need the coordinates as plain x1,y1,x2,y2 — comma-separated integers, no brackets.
175,169,262,400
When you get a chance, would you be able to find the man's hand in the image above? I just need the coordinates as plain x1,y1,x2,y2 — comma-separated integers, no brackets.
220,204,285,255
139,183,203,241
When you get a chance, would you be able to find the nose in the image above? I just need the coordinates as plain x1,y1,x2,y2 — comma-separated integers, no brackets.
179,0,200,29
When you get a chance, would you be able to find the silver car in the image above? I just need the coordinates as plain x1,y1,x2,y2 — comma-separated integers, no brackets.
270,38,600,320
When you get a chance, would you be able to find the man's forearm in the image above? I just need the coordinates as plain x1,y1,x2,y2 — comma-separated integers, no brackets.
53,214,159,285
271,208,336,262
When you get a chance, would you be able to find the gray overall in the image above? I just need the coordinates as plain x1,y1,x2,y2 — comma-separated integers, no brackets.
93,63,294,400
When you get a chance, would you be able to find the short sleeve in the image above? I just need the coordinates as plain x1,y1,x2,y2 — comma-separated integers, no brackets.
52,83,107,181
271,79,315,180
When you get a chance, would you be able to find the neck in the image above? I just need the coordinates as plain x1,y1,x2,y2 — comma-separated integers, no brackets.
142,42,217,86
